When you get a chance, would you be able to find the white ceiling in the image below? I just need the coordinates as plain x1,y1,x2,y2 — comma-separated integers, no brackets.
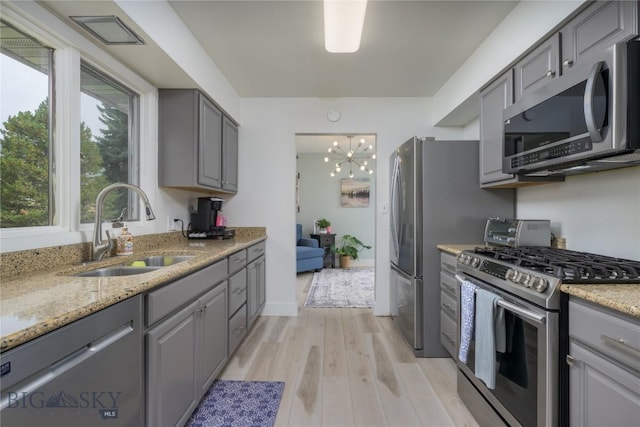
41,0,519,98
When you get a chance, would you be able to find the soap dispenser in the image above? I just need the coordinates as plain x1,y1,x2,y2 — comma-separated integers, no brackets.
116,224,134,256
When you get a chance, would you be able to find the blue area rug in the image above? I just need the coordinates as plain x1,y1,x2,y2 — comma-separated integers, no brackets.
186,380,285,427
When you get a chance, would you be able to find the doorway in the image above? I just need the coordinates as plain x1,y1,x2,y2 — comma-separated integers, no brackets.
295,133,376,309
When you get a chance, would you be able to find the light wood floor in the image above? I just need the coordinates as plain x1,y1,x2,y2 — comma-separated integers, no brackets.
218,272,480,427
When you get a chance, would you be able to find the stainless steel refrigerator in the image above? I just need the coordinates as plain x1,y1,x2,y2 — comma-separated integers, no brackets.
390,137,514,357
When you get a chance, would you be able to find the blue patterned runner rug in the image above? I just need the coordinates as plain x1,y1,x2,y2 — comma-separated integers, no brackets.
186,380,285,427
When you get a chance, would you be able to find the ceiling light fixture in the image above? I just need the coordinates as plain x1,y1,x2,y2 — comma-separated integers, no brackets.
324,136,376,178
323,0,368,53
70,16,145,45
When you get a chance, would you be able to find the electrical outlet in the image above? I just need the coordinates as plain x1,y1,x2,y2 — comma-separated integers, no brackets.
166,215,179,231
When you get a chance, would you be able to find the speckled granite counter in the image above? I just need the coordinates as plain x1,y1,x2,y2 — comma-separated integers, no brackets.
436,244,486,255
561,284,640,318
436,243,640,318
0,228,266,353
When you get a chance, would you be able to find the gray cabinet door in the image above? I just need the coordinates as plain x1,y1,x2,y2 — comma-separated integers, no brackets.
247,255,265,327
257,256,266,311
198,94,223,188
514,34,560,101
480,70,514,184
561,0,638,74
198,282,228,394
146,300,199,427
569,340,640,427
222,116,238,193
247,258,258,327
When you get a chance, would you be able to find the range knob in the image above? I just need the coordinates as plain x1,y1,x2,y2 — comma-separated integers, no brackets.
470,257,481,268
531,277,548,292
505,269,518,282
519,273,532,287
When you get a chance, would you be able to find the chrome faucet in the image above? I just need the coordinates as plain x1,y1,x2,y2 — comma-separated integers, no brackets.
92,183,156,261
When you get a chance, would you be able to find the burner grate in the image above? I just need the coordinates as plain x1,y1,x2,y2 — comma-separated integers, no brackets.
473,247,640,283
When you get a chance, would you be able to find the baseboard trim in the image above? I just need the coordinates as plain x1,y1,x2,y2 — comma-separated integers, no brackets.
261,301,298,316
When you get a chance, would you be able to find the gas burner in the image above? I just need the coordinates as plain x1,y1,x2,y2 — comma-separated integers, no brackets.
473,246,640,283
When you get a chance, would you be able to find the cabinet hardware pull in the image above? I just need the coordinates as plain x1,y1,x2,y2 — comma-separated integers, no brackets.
441,332,455,346
563,59,573,67
442,303,456,317
566,354,577,366
546,70,556,78
600,335,640,358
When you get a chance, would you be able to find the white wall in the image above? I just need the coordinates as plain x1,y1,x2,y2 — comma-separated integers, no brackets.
432,0,586,125
517,167,640,259
296,153,376,264
223,97,465,316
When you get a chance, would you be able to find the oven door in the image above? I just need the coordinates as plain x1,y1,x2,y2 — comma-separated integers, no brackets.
456,273,559,427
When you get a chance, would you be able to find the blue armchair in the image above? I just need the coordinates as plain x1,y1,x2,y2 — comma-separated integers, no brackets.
296,224,324,273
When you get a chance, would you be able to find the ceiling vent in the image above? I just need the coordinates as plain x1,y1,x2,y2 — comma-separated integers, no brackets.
70,16,145,45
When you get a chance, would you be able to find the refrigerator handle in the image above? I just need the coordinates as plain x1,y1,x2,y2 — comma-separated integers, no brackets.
390,154,402,257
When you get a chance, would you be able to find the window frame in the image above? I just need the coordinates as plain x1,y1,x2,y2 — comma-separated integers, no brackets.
0,2,157,252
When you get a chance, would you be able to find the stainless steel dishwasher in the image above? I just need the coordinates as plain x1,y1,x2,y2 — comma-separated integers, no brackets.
0,295,143,427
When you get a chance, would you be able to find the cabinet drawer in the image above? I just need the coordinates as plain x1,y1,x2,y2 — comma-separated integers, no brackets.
229,249,247,274
440,272,458,299
146,259,227,326
247,241,265,263
441,289,457,320
228,268,247,316
570,299,640,372
440,252,457,275
229,304,247,354
440,311,457,358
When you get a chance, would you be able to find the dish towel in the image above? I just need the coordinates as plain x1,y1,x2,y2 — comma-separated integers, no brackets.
474,288,505,389
458,280,478,363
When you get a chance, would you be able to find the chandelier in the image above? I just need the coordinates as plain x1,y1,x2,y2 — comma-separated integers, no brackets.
324,136,376,177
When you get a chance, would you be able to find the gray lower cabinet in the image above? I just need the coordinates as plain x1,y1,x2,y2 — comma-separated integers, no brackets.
228,263,248,355
479,70,514,186
514,34,560,101
146,300,200,427
145,260,229,427
567,298,640,426
0,296,143,427
561,0,639,74
198,284,229,395
247,242,267,328
158,88,238,194
439,251,459,358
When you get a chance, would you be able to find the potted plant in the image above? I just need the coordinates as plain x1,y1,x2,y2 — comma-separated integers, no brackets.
332,234,371,268
315,218,331,234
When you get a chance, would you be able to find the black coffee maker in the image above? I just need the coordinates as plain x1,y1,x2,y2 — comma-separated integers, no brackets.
189,197,234,239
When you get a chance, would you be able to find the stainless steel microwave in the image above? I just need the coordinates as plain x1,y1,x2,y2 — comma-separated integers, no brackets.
503,41,640,175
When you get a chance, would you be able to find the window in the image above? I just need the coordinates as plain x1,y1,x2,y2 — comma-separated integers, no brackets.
0,20,54,228
0,19,141,232
80,64,139,224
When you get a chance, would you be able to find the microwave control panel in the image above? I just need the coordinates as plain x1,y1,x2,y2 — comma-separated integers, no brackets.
509,139,593,170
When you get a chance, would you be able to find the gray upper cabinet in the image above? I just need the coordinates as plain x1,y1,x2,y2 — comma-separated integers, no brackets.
480,70,514,185
514,34,560,101
158,89,238,194
199,95,223,188
222,116,238,192
561,0,639,74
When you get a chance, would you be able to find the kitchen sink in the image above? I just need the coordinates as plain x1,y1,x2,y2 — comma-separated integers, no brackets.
125,255,195,267
74,266,162,277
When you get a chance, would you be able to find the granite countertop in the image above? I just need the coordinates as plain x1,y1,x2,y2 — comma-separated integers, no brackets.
0,232,266,353
560,284,640,318
436,243,639,318
436,243,485,255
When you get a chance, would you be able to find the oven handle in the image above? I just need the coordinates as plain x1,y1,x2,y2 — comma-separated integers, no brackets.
456,274,547,326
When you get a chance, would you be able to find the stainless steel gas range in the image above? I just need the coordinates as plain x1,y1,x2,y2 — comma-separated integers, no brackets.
455,246,640,427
